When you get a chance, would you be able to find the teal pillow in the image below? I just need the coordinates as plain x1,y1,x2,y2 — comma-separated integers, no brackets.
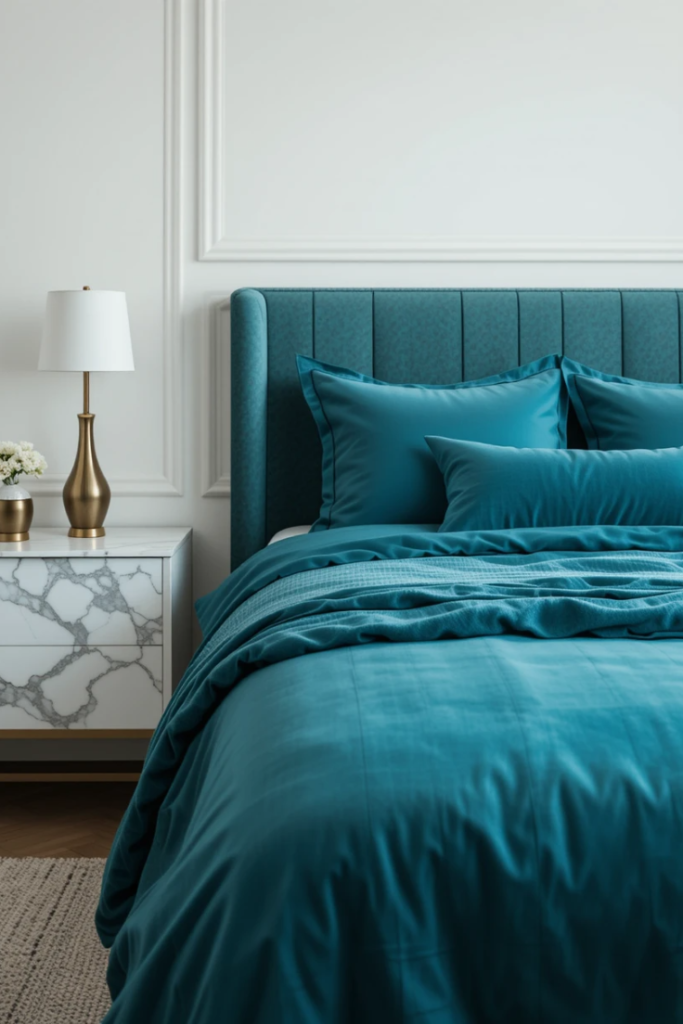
563,358,683,450
298,354,567,530
426,435,683,533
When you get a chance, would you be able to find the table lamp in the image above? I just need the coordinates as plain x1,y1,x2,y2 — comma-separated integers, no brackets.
38,287,134,537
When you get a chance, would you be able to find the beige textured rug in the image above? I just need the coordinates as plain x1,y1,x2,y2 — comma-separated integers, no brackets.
0,858,111,1023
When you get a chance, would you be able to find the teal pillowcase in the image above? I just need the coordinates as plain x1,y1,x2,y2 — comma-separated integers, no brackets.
297,354,567,530
426,435,683,533
563,358,683,450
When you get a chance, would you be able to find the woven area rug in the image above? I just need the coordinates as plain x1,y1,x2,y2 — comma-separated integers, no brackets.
0,858,111,1023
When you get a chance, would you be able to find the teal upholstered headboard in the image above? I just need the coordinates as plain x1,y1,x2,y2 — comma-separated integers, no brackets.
230,288,683,569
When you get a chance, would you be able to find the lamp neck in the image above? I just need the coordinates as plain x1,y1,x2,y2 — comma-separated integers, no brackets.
83,371,90,415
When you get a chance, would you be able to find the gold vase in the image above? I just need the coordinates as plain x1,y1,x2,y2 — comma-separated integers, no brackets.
63,413,111,539
0,489,33,542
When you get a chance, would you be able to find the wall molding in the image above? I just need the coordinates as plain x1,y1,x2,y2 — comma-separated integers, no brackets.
198,0,683,264
160,0,184,496
198,0,223,264
33,0,184,498
200,297,231,498
201,237,683,264
32,474,180,499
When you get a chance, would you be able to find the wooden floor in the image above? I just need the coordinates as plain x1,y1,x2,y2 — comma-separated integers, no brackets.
0,782,136,857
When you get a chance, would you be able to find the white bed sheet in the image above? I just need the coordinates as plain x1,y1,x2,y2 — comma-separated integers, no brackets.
267,525,311,545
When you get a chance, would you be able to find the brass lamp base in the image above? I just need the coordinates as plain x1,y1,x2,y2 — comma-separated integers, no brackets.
0,532,30,542
63,396,111,538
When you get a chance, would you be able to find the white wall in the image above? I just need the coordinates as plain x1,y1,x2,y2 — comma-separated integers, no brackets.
1,0,682,634
200,0,683,258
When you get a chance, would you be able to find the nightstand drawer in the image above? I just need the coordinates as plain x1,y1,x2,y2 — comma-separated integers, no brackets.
0,645,162,730
0,557,163,646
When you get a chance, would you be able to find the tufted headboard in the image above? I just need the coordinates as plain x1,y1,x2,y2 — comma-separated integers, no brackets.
230,288,683,569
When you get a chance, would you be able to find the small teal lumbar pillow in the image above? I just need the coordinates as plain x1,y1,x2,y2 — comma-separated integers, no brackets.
298,354,567,530
426,435,683,533
563,357,683,450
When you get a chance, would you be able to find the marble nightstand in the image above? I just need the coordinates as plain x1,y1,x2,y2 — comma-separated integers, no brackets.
0,527,192,739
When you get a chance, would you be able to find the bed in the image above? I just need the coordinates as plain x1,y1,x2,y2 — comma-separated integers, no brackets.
97,289,683,1023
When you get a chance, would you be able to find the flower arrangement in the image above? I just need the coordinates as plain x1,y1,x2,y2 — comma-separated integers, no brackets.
0,441,48,486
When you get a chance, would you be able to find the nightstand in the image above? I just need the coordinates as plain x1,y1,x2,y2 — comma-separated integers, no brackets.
0,527,192,740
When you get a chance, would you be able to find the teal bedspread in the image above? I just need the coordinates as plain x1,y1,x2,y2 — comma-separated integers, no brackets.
97,525,683,1022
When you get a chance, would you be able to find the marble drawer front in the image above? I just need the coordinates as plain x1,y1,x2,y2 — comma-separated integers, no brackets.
0,558,163,647
0,645,162,729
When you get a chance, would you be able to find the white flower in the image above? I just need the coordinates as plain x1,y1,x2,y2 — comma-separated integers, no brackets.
20,450,47,475
0,440,47,484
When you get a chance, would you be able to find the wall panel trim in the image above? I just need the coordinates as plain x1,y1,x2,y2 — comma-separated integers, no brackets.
200,298,231,497
33,0,184,498
198,0,683,264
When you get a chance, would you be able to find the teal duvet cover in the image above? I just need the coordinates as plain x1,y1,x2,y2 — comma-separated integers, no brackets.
97,525,683,1023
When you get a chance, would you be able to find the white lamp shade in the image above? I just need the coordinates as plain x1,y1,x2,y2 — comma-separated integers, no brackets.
39,290,134,372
